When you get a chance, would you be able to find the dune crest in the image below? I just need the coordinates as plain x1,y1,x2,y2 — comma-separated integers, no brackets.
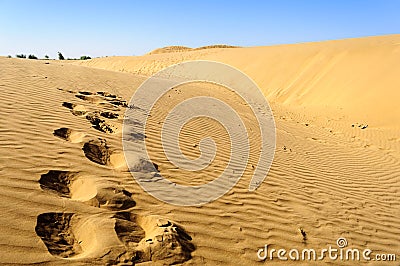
76,34,400,126
147,44,239,55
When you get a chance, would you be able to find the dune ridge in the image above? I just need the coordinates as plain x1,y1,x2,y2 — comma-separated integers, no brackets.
147,44,239,55
76,34,400,126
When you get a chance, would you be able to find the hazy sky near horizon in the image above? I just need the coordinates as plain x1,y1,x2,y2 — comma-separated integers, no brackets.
0,0,399,58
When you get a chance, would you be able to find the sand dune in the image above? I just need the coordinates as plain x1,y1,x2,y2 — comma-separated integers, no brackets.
77,34,400,126
147,44,239,55
0,35,399,265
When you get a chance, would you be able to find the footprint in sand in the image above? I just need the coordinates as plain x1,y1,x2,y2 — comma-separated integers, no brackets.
75,94,105,104
39,170,78,197
36,88,195,264
86,112,119,134
62,102,87,116
78,91,93,95
62,91,127,133
53,127,85,143
75,91,128,108
100,111,119,119
97,91,117,98
57,87,76,94
108,99,128,107
35,213,82,258
35,212,127,262
35,211,195,264
82,138,125,168
39,170,135,210
114,212,195,264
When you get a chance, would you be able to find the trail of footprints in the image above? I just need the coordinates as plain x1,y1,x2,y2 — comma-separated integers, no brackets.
36,89,195,265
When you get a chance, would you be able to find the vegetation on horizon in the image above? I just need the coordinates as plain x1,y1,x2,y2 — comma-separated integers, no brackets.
9,52,92,60
58,52,64,60
80,55,91,60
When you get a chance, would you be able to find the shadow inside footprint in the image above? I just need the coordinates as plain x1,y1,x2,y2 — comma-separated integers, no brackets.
78,91,93,95
53,127,84,143
82,138,112,166
86,113,118,133
100,111,119,119
97,91,117,98
75,94,103,104
62,102,76,109
114,212,146,246
35,213,82,258
53,127,71,140
62,102,87,116
82,138,125,168
75,94,89,101
109,100,128,107
39,170,77,197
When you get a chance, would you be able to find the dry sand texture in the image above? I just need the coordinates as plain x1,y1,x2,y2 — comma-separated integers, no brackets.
0,34,399,265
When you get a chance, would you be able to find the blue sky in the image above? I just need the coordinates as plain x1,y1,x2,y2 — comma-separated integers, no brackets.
0,0,399,58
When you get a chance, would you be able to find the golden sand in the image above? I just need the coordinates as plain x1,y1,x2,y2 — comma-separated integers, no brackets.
0,34,399,264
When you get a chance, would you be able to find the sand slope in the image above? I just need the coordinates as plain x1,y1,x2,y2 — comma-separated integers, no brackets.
0,58,195,265
0,35,399,265
77,34,400,126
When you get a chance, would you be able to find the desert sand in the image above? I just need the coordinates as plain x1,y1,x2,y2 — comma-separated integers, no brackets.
0,34,399,265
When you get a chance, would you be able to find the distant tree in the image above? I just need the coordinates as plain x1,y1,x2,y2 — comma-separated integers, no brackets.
16,54,26,58
7,55,12,58
44,55,49,59
28,54,38,59
58,52,64,60
80,55,91,60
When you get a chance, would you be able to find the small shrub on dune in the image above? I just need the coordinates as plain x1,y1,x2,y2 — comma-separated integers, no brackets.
16,54,26,58
28,54,38,59
80,55,91,60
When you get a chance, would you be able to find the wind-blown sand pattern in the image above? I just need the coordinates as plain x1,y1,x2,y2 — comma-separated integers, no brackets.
0,35,399,265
